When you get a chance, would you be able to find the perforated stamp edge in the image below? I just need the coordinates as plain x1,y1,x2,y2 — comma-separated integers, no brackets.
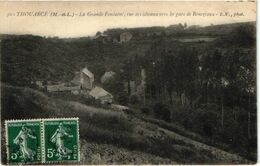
42,117,80,163
5,119,43,165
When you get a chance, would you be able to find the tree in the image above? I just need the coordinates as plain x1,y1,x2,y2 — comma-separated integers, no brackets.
153,103,171,122
96,31,102,36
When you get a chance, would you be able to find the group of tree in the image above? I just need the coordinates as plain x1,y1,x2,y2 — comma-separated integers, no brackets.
120,24,256,160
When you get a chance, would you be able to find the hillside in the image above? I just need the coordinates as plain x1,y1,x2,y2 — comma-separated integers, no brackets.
0,21,256,87
1,21,257,163
1,84,252,164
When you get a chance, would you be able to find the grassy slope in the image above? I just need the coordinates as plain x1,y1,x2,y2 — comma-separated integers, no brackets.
1,84,252,164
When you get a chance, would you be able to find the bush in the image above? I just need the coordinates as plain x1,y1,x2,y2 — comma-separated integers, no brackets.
141,107,150,115
130,95,140,105
153,103,171,122
117,93,129,105
195,109,219,137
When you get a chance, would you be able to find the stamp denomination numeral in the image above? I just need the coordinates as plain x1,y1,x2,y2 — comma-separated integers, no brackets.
47,148,54,158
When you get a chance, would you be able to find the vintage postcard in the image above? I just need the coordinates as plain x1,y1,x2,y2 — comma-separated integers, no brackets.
0,1,256,165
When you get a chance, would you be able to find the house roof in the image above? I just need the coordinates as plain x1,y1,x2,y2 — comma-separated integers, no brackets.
71,72,81,85
89,86,113,99
46,83,80,92
120,32,132,36
82,67,94,78
94,34,109,39
101,71,115,83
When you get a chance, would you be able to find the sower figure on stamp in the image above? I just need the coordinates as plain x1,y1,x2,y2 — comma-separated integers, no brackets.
50,122,73,159
13,125,37,161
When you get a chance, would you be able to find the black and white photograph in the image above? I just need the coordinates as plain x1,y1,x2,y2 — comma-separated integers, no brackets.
0,1,257,165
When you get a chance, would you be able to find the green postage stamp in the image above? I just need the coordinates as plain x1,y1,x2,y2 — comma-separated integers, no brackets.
43,119,79,162
5,118,79,164
5,120,42,164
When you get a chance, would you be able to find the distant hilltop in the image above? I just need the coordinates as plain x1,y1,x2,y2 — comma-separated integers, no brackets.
102,21,255,38
0,21,255,40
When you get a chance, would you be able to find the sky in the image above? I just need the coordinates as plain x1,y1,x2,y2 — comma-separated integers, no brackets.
0,1,256,38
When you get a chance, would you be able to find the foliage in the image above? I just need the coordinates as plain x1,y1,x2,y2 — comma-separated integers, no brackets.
141,107,150,115
153,103,171,122
130,95,140,105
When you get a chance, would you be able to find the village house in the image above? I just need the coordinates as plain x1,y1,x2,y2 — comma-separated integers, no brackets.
89,86,113,104
71,72,81,86
94,33,112,44
100,71,116,83
72,66,94,90
46,83,65,92
81,67,94,90
43,66,114,104
46,82,80,94
120,32,133,43
71,67,114,103
111,104,130,112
